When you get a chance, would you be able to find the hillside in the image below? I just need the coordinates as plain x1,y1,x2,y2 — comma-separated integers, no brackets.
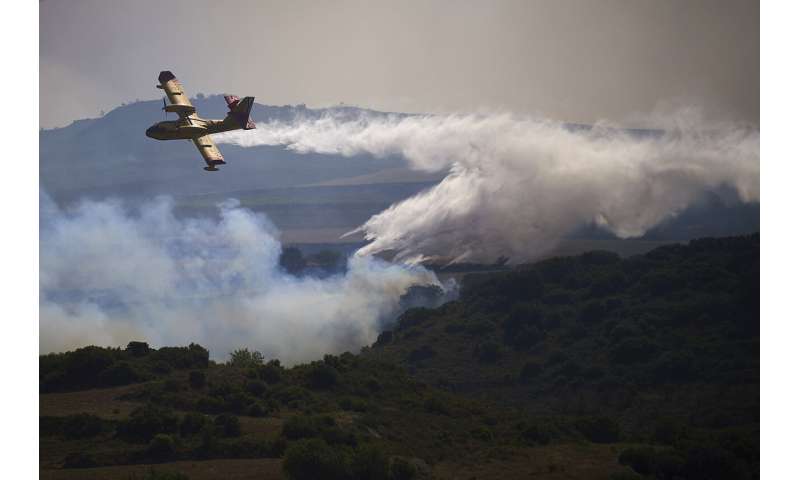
39,234,759,479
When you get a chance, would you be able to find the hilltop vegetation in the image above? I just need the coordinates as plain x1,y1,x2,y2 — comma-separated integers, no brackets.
39,234,759,479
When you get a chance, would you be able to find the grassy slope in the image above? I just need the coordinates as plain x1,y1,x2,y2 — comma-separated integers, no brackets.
39,234,759,479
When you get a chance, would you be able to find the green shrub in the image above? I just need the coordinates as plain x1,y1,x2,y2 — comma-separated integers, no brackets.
518,421,555,445
118,404,179,442
196,395,225,414
618,446,688,479
308,363,340,389
63,451,97,469
470,426,493,442
151,343,209,369
423,396,451,416
610,337,657,364
574,416,620,443
147,434,176,461
189,370,206,389
228,348,265,368
180,412,209,436
246,402,266,417
256,359,284,384
62,413,104,439
683,445,749,480
375,330,393,346
126,341,150,357
282,438,353,480
194,424,221,459
406,345,436,363
352,444,391,480
229,437,270,458
339,397,368,412
519,362,543,382
214,413,241,437
39,416,64,436
389,457,417,480
473,341,503,363
246,379,268,396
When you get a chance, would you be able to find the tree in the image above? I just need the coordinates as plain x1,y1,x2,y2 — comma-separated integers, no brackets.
282,438,352,480
228,348,265,368
147,434,176,461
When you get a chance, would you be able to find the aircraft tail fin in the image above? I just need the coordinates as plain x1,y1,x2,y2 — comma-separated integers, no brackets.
224,95,256,130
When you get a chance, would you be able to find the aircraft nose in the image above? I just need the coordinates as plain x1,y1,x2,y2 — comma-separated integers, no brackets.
145,126,155,138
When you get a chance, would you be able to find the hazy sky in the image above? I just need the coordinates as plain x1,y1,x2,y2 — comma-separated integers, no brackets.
40,0,758,129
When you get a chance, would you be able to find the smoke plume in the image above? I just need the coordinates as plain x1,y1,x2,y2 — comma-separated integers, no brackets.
217,110,759,263
39,193,443,361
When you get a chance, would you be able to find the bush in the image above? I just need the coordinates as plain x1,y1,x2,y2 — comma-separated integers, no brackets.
375,330,393,346
424,396,451,416
308,363,340,389
180,412,209,436
390,457,417,480
610,337,657,364
246,379,268,396
151,344,209,370
473,341,503,363
119,405,179,442
246,402,266,417
352,444,391,480
683,445,749,480
196,395,225,414
98,361,145,386
189,370,206,389
194,424,221,459
63,451,97,469
257,360,284,384
126,341,150,357
519,421,555,445
574,416,620,443
282,438,352,480
406,345,436,363
147,434,176,461
62,413,104,439
214,413,241,437
229,437,270,458
618,446,687,479
519,362,543,383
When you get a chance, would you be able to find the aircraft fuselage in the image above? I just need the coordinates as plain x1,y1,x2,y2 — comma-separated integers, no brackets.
145,118,238,140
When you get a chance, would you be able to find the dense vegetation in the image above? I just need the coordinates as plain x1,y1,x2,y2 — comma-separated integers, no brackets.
39,234,759,479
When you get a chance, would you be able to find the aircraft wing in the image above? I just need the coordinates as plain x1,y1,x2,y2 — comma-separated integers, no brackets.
192,134,225,170
158,71,196,117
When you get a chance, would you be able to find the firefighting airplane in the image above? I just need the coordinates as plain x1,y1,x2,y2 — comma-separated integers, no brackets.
145,71,255,171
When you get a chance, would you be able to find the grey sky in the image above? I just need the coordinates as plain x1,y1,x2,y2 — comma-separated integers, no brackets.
40,0,758,129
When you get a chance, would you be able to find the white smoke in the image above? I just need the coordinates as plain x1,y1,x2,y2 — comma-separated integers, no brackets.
39,193,443,361
217,110,759,263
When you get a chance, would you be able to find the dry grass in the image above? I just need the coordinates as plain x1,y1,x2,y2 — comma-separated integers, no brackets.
40,383,147,419
432,443,628,480
39,458,283,480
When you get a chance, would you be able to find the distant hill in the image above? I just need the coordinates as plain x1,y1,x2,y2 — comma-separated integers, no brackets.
40,99,758,245
40,96,435,203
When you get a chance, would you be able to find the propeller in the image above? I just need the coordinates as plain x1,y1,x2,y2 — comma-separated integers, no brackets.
162,97,167,120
